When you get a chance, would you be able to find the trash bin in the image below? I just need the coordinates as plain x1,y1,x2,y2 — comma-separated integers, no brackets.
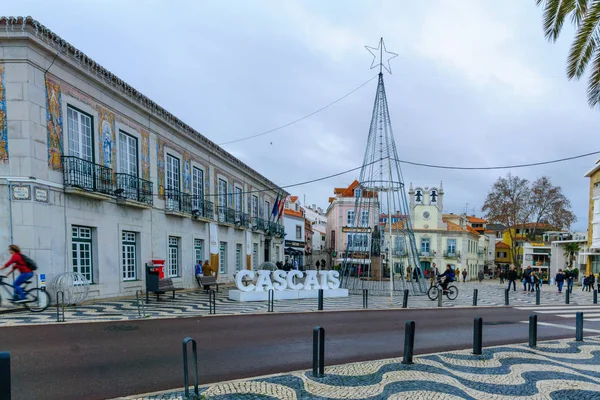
152,259,165,280
146,264,160,293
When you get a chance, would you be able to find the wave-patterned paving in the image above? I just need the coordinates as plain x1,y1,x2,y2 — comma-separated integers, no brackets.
135,337,600,400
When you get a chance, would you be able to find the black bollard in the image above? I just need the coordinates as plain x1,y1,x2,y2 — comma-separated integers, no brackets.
268,289,274,313
529,314,537,348
402,320,415,364
505,288,509,306
473,289,478,306
402,289,409,308
566,289,570,305
536,289,540,306
363,289,368,309
312,326,325,377
473,317,483,355
318,289,324,311
438,289,443,307
576,312,584,342
594,290,598,304
0,352,9,400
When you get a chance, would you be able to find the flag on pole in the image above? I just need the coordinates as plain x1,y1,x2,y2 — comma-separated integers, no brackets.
277,195,287,221
271,193,280,219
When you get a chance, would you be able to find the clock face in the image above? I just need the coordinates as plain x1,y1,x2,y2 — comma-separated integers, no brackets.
423,211,431,220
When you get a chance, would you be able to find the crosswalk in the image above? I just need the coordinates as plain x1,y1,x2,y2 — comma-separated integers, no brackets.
515,305,600,322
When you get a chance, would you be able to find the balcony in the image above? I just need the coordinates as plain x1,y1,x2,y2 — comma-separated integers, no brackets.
235,211,250,228
265,221,285,237
62,156,113,200
443,251,460,258
252,217,267,231
217,206,236,224
115,173,153,208
191,198,214,220
164,188,193,216
419,251,432,258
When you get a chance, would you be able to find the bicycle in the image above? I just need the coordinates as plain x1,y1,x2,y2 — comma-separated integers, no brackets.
0,274,51,312
427,277,459,301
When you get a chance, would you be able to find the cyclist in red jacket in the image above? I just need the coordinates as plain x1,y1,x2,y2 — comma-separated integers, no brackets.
1,245,33,302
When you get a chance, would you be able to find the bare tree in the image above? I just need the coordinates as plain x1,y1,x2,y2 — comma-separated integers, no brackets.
482,174,575,267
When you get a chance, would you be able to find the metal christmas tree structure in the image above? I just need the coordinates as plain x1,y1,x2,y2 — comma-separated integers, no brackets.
340,38,427,296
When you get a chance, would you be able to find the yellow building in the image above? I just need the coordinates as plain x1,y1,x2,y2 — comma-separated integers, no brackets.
501,223,554,268
584,160,600,275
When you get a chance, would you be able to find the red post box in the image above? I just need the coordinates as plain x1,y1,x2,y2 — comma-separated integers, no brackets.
152,259,165,279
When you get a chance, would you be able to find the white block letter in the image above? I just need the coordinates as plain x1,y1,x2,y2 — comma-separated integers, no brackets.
328,270,341,289
303,270,321,290
318,271,329,290
272,270,288,291
236,270,255,292
287,270,304,290
255,270,274,292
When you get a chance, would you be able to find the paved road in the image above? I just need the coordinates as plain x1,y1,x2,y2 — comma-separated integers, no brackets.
3,306,600,400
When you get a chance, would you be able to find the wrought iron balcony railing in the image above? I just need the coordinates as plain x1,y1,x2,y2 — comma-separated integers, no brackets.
252,217,266,231
165,188,193,214
115,173,153,206
217,206,236,224
191,197,214,220
419,251,432,257
443,251,460,258
235,212,250,228
62,156,113,195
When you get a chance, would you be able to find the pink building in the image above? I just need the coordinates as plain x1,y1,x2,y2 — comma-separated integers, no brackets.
325,180,380,267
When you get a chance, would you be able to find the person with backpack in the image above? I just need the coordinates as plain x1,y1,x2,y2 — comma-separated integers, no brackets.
1,245,35,303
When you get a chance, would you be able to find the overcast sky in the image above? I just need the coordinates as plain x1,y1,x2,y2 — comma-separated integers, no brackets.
7,0,598,230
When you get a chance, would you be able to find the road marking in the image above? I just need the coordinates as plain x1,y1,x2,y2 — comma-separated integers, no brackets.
555,313,600,318
519,321,600,334
515,305,600,311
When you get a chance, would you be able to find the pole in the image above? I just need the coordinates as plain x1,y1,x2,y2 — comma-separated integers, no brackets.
473,289,478,306
402,289,409,308
536,289,540,306
387,158,394,305
594,290,598,304
529,314,537,348
504,288,509,306
0,352,10,400
473,317,483,355
402,320,415,364
437,288,443,307
576,312,583,342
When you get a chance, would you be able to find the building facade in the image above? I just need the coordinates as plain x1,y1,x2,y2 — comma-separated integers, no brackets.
585,160,600,275
283,196,305,267
551,232,588,278
0,17,285,299
304,204,327,268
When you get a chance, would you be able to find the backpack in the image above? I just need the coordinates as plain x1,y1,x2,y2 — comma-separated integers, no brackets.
21,254,37,271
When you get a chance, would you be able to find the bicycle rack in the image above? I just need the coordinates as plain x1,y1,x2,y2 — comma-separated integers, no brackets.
182,337,199,399
56,291,65,322
135,290,146,318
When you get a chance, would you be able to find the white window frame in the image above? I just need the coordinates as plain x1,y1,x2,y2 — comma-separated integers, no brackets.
360,210,369,226
194,238,204,265
166,154,180,191
252,243,258,268
421,238,430,255
252,195,259,219
168,236,180,277
235,187,242,214
235,244,242,271
119,131,138,176
122,231,137,281
72,226,93,283
192,167,204,210
219,242,227,274
447,239,456,255
296,225,302,239
67,106,93,161
347,210,355,227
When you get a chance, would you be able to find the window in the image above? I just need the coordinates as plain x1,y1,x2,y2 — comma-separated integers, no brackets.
265,201,270,219
72,226,93,283
447,239,456,255
166,154,180,191
235,187,242,213
252,195,258,218
497,251,507,258
235,244,242,271
192,167,204,210
218,179,227,221
275,245,280,259
355,189,362,198
330,231,336,249
296,225,302,239
122,231,137,281
421,238,430,255
219,242,227,274
361,210,369,226
253,243,258,268
348,233,369,250
67,107,93,161
347,210,355,227
119,132,138,176
395,236,405,254
322,235,326,242
194,239,204,265
168,236,179,277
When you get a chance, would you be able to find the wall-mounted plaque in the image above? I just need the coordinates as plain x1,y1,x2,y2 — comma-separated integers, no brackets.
34,187,48,203
12,185,31,200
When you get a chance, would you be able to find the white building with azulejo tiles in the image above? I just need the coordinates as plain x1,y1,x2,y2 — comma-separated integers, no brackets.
0,17,286,299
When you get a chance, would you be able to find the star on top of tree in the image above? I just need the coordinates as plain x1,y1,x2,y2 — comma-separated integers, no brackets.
365,37,398,74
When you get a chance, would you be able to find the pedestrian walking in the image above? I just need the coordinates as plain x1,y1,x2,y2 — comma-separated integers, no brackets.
478,270,484,282
522,266,532,291
507,264,517,291
565,266,575,293
407,266,412,282
532,271,541,292
555,269,565,293
583,276,589,292
455,267,460,283
587,273,595,292
499,270,505,284
462,269,467,282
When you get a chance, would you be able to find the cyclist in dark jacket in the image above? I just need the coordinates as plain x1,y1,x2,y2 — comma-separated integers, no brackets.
438,265,455,292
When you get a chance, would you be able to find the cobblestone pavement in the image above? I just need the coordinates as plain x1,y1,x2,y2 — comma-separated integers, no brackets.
0,280,598,326
117,336,600,400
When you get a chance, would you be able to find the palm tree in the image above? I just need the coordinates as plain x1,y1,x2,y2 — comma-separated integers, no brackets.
536,0,600,108
563,242,581,268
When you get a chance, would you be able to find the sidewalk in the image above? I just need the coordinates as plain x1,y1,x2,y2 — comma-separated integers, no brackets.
116,336,600,399
0,280,596,327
